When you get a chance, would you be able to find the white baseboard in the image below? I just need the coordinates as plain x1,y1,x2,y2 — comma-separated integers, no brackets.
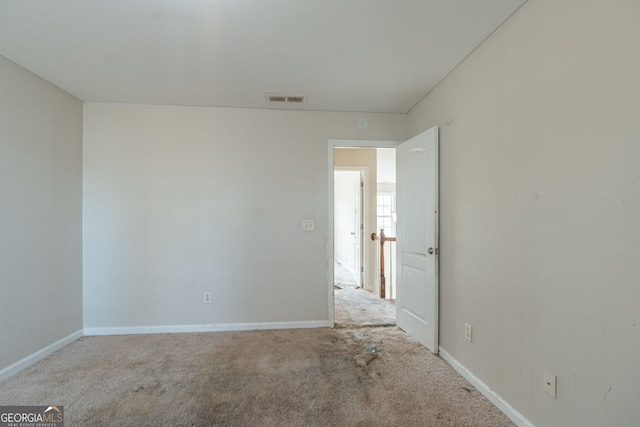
83,320,332,336
439,348,534,427
0,329,83,382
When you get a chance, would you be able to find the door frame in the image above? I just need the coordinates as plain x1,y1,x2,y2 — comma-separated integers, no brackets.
328,139,400,326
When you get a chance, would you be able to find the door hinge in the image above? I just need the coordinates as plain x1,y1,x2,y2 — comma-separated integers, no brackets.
360,223,363,230
360,266,364,273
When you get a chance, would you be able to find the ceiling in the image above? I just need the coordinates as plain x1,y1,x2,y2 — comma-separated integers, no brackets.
0,0,526,114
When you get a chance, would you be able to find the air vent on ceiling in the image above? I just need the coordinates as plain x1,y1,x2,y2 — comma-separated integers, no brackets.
265,93,307,104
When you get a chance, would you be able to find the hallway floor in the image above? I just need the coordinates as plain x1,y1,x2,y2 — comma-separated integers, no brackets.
334,261,396,328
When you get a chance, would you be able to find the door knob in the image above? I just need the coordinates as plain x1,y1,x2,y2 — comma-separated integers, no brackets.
427,248,434,254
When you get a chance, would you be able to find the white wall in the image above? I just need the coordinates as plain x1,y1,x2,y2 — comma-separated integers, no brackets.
83,103,405,329
376,148,396,184
0,56,83,371
407,0,640,425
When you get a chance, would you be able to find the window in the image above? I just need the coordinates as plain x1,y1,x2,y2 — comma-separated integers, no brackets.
377,193,395,236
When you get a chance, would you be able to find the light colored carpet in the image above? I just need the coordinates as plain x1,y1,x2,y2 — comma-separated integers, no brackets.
334,288,396,328
334,260,360,289
335,261,396,328
0,328,514,426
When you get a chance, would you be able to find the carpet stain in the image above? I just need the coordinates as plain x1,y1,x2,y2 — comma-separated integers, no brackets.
0,328,515,427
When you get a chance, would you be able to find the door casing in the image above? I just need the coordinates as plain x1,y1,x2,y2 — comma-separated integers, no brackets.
328,140,400,326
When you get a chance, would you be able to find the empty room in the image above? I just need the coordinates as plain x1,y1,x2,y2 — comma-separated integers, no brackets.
1,1,639,426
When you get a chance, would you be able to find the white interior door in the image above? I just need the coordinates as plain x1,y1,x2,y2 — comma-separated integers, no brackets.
396,126,439,353
353,174,363,285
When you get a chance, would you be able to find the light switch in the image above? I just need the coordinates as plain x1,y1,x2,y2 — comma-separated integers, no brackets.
302,220,314,231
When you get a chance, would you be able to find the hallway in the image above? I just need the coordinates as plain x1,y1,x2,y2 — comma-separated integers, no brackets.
334,261,395,328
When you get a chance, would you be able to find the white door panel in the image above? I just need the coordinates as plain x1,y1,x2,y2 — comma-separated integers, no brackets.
401,264,427,318
354,175,363,285
403,153,428,255
396,126,439,353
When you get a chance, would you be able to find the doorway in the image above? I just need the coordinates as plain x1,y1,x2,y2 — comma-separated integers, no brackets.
328,128,439,353
331,144,398,328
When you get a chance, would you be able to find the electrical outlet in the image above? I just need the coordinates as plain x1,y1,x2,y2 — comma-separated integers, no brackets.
465,323,472,342
302,219,314,231
203,292,212,304
543,370,557,398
